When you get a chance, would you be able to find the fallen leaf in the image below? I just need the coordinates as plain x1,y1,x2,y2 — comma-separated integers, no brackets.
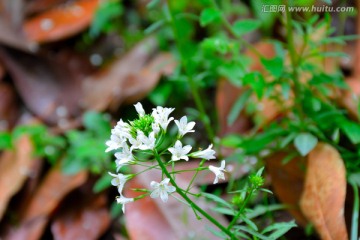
0,135,33,220
82,38,175,111
51,193,110,240
4,165,87,240
0,14,37,51
0,82,19,130
0,47,85,125
300,143,348,240
265,151,308,226
23,0,100,43
25,0,68,15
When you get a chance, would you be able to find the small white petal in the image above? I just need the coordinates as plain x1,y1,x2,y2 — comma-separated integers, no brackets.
134,102,146,116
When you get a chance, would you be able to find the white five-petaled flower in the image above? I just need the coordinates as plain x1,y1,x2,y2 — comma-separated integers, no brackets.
139,132,156,150
150,178,176,202
105,134,126,152
209,160,226,184
116,195,134,213
114,144,134,171
168,140,192,161
152,106,174,130
190,144,216,160
175,116,195,137
109,172,132,195
134,102,146,117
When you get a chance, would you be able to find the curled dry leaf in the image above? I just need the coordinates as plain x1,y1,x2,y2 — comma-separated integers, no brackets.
4,165,87,240
0,135,33,220
124,167,228,240
82,38,175,111
23,0,100,43
265,152,308,226
300,143,348,240
51,194,110,240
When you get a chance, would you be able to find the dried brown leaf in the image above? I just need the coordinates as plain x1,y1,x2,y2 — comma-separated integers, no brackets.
23,0,99,43
0,135,33,220
4,166,87,240
265,152,308,226
82,38,175,111
300,143,348,240
51,194,110,240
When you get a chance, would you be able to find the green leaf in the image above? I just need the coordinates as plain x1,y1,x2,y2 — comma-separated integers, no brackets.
90,0,123,37
227,89,253,126
200,8,221,26
241,214,258,231
93,174,112,193
232,19,261,36
260,57,283,78
340,121,360,144
243,72,266,99
206,226,229,239
211,207,235,216
262,220,297,239
294,133,318,156
202,192,233,209
233,225,269,240
221,134,243,148
0,132,12,149
83,111,111,137
349,173,360,187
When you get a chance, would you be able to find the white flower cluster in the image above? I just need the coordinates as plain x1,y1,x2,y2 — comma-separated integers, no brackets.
106,102,226,212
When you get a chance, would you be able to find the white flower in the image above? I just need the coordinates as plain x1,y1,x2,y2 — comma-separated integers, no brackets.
109,172,131,195
168,140,192,161
114,145,134,171
134,102,146,117
152,122,160,135
112,120,131,139
209,160,226,184
129,131,145,151
190,144,216,160
139,132,156,150
152,106,174,130
150,178,176,202
116,195,134,213
175,116,195,137
105,134,126,152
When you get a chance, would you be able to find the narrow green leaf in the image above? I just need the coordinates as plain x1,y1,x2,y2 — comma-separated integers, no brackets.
294,133,318,156
227,89,253,126
93,174,112,193
232,19,261,36
202,192,233,209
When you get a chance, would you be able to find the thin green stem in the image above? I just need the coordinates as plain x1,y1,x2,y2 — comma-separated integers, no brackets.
165,0,215,142
227,188,254,230
351,182,359,240
185,159,207,193
284,0,306,124
153,149,234,239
